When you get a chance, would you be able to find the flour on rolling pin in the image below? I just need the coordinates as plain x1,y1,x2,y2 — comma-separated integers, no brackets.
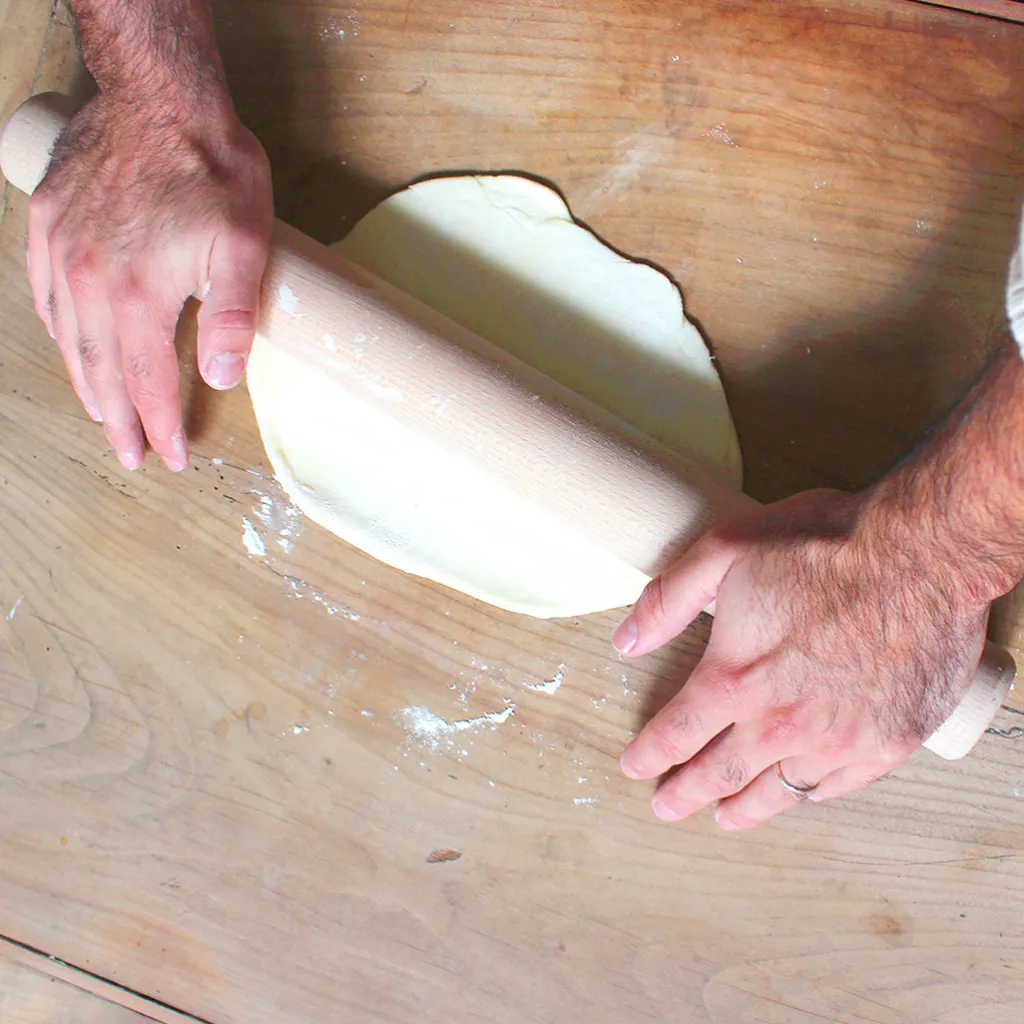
277,283,302,317
247,175,739,618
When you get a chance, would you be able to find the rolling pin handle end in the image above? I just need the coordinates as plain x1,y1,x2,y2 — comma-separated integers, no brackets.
922,641,1016,760
0,92,76,195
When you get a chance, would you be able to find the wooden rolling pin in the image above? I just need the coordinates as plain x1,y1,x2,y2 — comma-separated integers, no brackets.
2,93,1013,760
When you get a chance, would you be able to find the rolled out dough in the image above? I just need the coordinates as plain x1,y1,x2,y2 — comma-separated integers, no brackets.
247,175,740,618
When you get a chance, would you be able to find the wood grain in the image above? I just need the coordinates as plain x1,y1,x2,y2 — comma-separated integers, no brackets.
0,941,199,1024
2,2,1024,1022
0,961,146,1023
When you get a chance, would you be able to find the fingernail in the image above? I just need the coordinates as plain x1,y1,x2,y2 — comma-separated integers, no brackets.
715,807,742,831
205,353,246,390
613,614,638,655
118,447,144,471
84,398,103,423
652,797,681,822
162,429,189,472
620,753,643,780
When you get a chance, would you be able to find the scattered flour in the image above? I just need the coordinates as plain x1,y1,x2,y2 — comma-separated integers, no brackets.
250,491,304,552
397,703,516,753
526,663,566,695
705,122,739,147
318,12,358,40
287,578,361,621
5,595,23,621
320,19,346,40
242,518,267,557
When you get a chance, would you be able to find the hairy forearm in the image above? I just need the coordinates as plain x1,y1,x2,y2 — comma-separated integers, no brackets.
866,339,1024,604
69,0,229,106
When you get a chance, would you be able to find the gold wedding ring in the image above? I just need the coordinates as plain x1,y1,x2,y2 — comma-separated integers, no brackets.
774,761,820,802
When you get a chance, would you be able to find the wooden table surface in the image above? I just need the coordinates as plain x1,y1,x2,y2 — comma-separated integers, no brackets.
2,1,1024,1022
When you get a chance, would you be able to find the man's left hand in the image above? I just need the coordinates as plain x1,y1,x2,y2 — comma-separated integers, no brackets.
613,487,989,829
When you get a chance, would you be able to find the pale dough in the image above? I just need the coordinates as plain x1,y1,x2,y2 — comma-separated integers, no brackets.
247,175,741,618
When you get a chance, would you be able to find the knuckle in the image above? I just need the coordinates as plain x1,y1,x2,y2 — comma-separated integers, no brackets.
636,576,668,627
661,700,703,742
103,421,141,450
702,525,733,552
225,225,269,263
112,273,180,329
124,364,174,413
817,728,852,759
206,306,257,333
650,729,692,769
758,707,803,746
111,274,147,313
27,192,55,231
709,754,751,793
877,745,911,771
46,232,73,270
124,350,153,380
63,250,103,299
78,335,104,369
702,523,740,556
712,668,751,710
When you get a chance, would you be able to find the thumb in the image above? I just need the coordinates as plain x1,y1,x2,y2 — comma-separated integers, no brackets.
613,532,737,658
197,233,268,390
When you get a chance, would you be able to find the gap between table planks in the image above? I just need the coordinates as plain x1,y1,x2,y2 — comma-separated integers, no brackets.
911,0,1024,23
0,937,206,1024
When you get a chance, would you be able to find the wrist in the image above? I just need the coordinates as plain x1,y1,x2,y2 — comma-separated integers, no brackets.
70,0,229,108
857,465,1022,608
850,341,1024,607
94,87,240,145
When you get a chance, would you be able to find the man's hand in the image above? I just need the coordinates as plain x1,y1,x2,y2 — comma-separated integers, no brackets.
26,0,272,471
614,341,1024,829
614,489,987,829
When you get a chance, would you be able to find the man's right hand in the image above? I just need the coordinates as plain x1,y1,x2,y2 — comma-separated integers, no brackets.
27,90,272,471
